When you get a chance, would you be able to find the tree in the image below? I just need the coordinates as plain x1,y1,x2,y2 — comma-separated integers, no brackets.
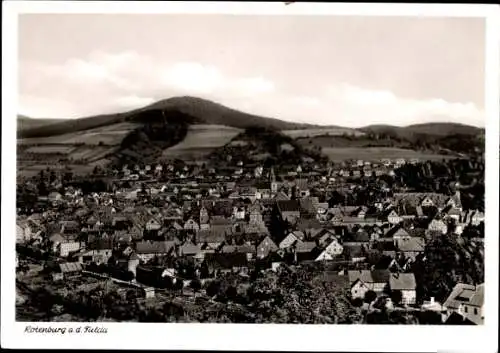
190,279,202,295
390,290,403,306
226,286,238,302
122,270,135,282
206,280,222,298
351,298,364,307
364,290,377,304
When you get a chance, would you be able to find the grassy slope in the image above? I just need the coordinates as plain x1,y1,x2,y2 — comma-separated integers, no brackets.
17,96,320,139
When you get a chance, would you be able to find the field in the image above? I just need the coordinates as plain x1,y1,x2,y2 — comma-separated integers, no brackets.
282,127,364,139
17,122,139,176
322,147,456,162
18,122,140,146
16,162,96,178
24,145,77,154
162,124,242,159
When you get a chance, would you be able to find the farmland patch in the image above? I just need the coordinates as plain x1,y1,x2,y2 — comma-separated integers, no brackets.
282,128,364,139
162,124,242,159
322,147,457,162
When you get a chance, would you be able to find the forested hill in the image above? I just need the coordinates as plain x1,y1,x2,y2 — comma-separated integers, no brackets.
17,96,319,139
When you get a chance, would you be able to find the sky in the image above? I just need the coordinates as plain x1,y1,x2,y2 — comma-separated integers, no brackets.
18,14,486,127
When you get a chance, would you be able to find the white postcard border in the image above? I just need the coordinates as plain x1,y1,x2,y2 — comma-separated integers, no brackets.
2,2,499,352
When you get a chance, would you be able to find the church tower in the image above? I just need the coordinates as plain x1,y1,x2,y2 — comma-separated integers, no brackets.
270,167,278,194
199,206,209,230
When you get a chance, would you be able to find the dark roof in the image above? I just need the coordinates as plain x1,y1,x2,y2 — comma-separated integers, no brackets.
204,252,248,269
348,269,390,284
87,239,114,250
299,198,316,214
319,273,350,289
197,229,227,244
136,241,175,254
296,218,323,231
397,237,425,252
389,273,417,290
220,244,256,254
276,200,301,213
294,241,317,253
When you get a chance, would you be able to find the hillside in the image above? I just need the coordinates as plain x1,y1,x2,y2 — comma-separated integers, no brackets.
359,122,483,138
17,96,317,139
16,98,484,176
357,122,484,156
208,126,328,168
17,115,64,131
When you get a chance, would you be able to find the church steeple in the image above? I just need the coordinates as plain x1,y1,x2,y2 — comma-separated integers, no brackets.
270,167,277,194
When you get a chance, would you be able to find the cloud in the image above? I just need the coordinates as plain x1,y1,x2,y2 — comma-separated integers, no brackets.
113,95,155,110
324,83,485,127
161,62,224,95
18,50,484,127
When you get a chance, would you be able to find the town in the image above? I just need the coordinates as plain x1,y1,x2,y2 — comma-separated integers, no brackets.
15,154,485,324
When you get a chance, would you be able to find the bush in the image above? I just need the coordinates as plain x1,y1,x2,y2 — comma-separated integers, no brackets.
364,290,377,304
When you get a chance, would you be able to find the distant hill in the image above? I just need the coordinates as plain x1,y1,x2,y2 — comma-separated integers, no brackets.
17,96,317,139
359,122,484,138
358,122,484,155
17,115,64,131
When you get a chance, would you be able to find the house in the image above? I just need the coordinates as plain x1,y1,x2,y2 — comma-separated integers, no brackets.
145,217,162,231
58,262,83,279
471,211,485,226
322,238,344,257
60,220,81,235
126,253,141,276
343,244,368,263
77,247,113,265
427,219,448,234
315,229,340,247
257,236,278,259
50,234,82,257
203,252,249,277
276,200,301,223
442,205,462,222
48,191,63,203
279,232,302,249
196,229,226,250
292,241,320,263
386,210,402,225
219,244,256,261
388,226,411,244
232,206,246,220
347,270,390,299
295,179,310,197
199,207,210,229
180,243,203,259
443,283,484,325
239,187,258,202
421,297,448,322
388,272,417,305
16,222,32,244
135,241,175,262
396,237,425,261
343,229,371,246
184,218,200,232
446,191,463,210
248,205,264,225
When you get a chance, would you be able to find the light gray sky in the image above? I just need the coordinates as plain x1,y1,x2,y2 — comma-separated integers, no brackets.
18,14,486,127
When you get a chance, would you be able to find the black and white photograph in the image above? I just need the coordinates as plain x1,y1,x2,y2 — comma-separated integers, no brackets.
2,2,499,352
